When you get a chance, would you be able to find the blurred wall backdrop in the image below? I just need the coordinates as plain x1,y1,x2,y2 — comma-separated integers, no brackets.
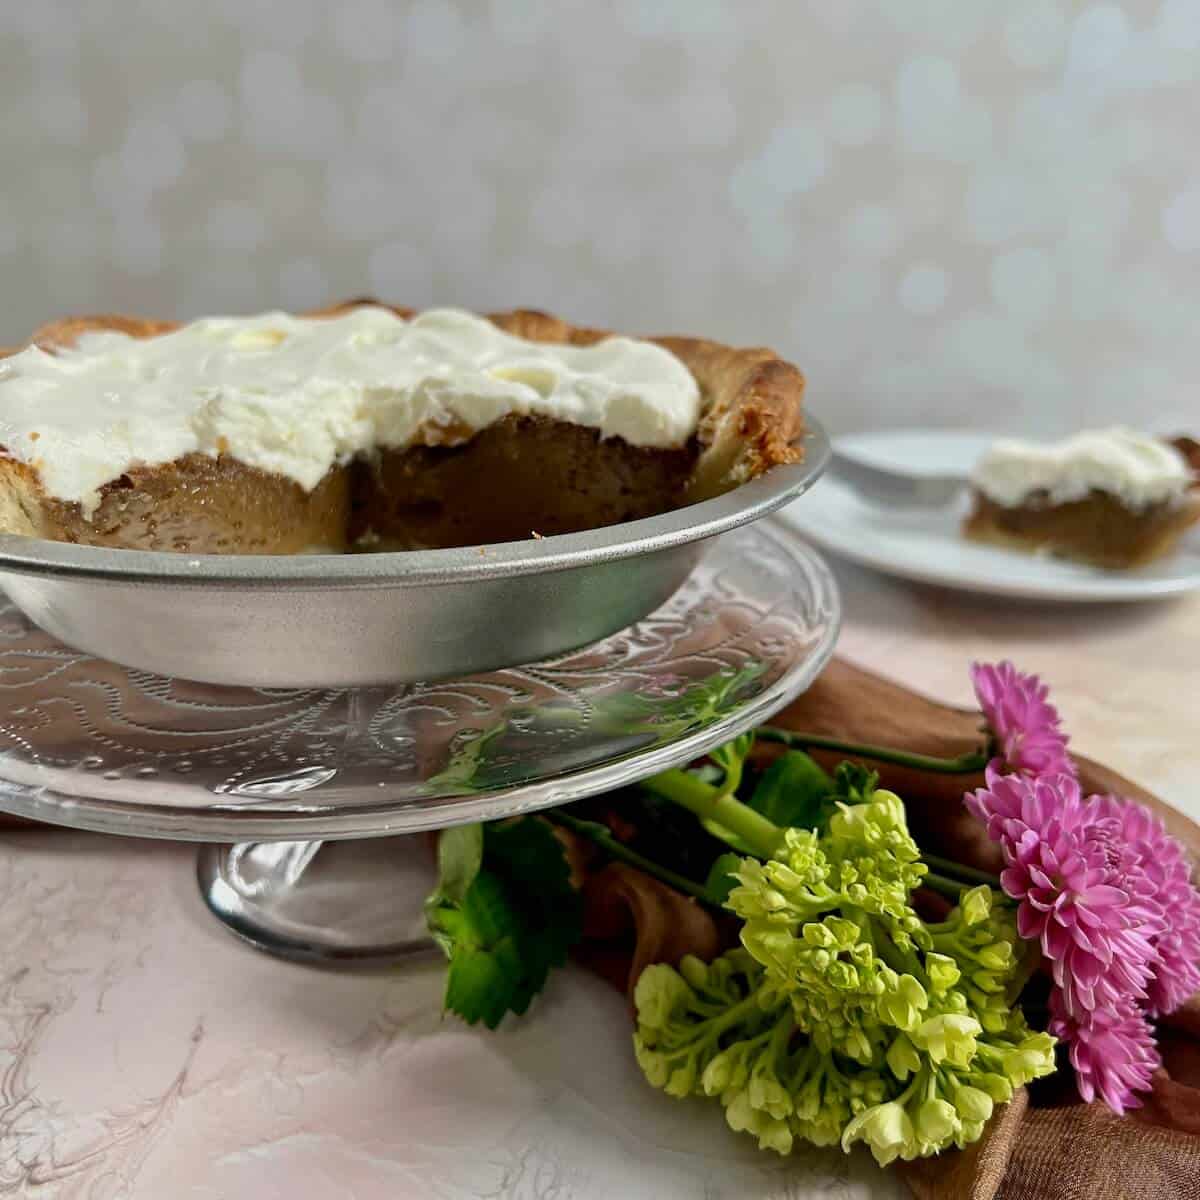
1,1,1197,434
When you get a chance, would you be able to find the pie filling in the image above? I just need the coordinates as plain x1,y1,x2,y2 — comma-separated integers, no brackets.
964,428,1199,568
0,305,804,553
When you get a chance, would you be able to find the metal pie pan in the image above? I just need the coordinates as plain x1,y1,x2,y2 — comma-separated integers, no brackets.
0,420,829,687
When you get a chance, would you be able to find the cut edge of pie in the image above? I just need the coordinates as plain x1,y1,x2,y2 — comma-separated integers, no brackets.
0,299,805,555
962,490,1200,569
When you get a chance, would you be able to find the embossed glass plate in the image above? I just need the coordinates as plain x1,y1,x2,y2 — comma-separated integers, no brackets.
0,520,839,841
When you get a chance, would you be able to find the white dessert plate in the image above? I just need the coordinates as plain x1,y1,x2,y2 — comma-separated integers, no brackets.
779,430,1200,603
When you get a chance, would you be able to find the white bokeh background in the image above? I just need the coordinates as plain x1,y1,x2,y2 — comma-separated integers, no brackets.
1,0,1197,434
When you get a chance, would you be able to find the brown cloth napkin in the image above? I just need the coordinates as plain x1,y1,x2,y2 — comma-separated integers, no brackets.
576,657,1200,1200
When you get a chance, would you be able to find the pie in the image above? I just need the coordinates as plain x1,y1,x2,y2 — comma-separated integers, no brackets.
963,428,1200,569
0,301,805,554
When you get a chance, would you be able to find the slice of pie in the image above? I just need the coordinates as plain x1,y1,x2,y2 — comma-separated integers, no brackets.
963,427,1200,569
0,301,804,554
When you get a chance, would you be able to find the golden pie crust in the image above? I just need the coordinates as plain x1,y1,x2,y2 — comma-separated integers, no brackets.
0,300,805,553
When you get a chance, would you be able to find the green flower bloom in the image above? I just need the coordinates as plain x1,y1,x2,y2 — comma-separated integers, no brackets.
630,758,1057,1165
912,1014,981,1068
877,974,928,1031
841,1100,916,1166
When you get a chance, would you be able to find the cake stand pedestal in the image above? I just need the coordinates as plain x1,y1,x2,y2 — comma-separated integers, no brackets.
0,521,839,963
197,839,439,965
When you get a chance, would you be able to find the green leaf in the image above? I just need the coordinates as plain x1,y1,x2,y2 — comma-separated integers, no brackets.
437,872,524,1028
425,816,582,1029
435,824,484,905
588,664,767,741
705,852,744,905
423,722,511,794
748,751,833,830
832,761,879,805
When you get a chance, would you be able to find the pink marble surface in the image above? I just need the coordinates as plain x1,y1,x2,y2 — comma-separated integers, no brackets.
1,559,1197,1200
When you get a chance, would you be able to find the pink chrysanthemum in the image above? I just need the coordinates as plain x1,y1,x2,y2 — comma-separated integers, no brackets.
965,759,1200,1113
972,769,1160,1018
1085,795,1200,1016
965,766,1086,851
970,661,1074,777
1049,994,1161,1116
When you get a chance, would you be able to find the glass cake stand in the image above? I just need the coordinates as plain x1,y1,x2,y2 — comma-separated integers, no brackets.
0,520,840,963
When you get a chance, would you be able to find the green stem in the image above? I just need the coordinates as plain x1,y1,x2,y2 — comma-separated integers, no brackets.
920,853,1001,889
922,871,974,899
639,769,784,859
757,727,989,775
544,809,723,907
1005,946,1043,1008
866,911,927,983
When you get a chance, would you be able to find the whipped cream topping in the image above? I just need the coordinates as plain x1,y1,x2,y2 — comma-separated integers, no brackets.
971,427,1193,510
0,306,701,515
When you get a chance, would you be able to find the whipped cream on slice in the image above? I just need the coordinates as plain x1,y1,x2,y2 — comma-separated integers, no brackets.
971,427,1193,510
0,306,701,515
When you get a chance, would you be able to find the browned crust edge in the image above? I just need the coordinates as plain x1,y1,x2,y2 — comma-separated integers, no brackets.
19,298,806,503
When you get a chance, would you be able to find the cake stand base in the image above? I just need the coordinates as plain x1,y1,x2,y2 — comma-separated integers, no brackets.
197,839,438,966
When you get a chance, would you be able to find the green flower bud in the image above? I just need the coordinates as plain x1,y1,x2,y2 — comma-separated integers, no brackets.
977,941,1015,971
802,1112,844,1147
633,964,692,1031
678,955,709,989
1004,1033,1057,1085
793,1074,823,1122
749,1074,791,1121
828,961,860,990
926,953,961,994
701,1050,734,1096
971,969,1005,994
742,924,797,972
666,1061,697,1098
757,1116,793,1155
724,1088,755,1133
633,1038,670,1088
941,990,970,1015
849,941,876,967
843,1026,874,1064
953,1085,994,1123
978,1006,1009,1035
915,1097,959,1144
973,1072,1014,1103
802,921,834,947
886,1033,922,1080
956,1118,985,1148
767,864,803,891
960,886,992,927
